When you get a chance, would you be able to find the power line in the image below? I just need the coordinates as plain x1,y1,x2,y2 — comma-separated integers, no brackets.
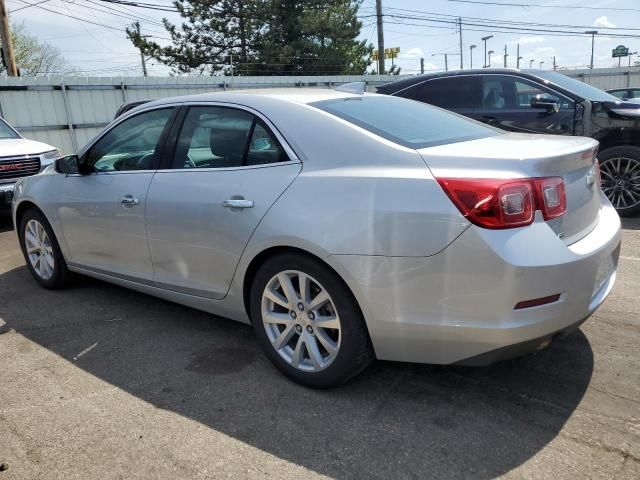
446,0,640,13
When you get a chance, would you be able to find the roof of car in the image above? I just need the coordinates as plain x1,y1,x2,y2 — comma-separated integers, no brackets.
142,88,362,110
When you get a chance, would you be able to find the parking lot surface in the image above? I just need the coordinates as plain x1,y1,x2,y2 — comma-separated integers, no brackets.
0,211,639,479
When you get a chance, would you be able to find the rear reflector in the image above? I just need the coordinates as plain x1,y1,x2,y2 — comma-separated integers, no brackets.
437,177,566,229
514,294,561,310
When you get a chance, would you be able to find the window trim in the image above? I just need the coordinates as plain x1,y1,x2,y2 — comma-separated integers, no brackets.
78,105,179,174
160,101,300,172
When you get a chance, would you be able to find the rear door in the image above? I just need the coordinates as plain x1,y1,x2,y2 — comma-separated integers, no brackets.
478,75,576,134
145,104,301,299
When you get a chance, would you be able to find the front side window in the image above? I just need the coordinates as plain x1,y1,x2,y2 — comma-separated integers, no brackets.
84,108,174,172
481,76,574,110
312,95,500,149
609,90,628,100
173,106,288,169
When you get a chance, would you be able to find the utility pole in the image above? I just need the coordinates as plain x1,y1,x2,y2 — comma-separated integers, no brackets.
0,0,17,76
376,0,385,75
553,56,557,70
585,30,597,69
517,44,522,69
420,57,424,74
503,44,508,68
481,35,493,68
470,44,476,68
134,21,148,77
458,17,463,69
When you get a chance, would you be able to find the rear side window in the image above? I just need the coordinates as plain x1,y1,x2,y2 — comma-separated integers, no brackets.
172,106,288,169
311,95,499,149
414,77,482,109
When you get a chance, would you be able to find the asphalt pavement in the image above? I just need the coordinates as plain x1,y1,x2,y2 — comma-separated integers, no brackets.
0,210,639,479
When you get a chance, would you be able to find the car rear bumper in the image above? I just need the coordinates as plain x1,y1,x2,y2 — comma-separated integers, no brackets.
328,199,621,365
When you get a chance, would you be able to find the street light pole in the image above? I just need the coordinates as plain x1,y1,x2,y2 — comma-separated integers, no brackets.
529,59,534,68
630,52,638,67
488,50,494,67
481,35,493,68
470,44,476,69
539,61,544,69
585,30,597,69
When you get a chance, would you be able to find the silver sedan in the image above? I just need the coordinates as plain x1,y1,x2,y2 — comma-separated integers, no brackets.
12,89,621,387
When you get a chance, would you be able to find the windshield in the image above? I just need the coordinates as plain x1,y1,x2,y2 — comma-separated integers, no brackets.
0,117,20,139
311,95,500,149
530,70,619,102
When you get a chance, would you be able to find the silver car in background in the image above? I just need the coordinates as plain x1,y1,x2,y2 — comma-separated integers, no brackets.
12,89,621,387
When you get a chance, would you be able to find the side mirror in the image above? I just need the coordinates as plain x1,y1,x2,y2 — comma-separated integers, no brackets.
530,93,560,113
55,155,79,174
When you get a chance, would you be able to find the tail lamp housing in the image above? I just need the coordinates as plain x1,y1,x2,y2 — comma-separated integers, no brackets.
437,177,566,229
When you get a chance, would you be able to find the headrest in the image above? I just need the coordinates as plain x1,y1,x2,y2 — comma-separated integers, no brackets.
210,128,248,160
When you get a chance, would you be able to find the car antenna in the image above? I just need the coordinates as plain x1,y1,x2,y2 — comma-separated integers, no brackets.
335,82,366,95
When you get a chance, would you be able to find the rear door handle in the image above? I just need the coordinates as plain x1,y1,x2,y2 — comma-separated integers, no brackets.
223,199,254,209
121,195,140,207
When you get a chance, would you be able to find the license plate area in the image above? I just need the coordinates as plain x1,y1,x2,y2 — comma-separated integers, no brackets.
593,242,620,296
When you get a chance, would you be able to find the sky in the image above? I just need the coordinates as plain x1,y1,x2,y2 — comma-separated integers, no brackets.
7,0,640,76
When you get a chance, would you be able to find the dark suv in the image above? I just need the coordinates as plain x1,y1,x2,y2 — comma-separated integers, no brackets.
378,69,640,216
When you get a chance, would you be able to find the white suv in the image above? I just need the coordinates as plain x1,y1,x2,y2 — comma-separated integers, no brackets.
0,117,60,208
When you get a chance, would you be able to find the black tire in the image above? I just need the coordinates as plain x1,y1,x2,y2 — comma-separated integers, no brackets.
598,146,640,217
249,252,373,388
18,208,71,289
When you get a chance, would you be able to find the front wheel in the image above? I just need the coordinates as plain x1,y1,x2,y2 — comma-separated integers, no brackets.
249,253,373,388
598,146,640,217
19,208,70,289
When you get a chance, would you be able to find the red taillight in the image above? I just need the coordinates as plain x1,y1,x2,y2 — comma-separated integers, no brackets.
437,177,566,229
533,177,566,220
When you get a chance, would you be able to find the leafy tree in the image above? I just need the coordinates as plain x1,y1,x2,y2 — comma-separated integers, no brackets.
127,0,372,76
1,23,74,76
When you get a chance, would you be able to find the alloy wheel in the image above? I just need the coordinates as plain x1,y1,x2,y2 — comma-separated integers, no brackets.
24,219,55,280
261,270,341,372
600,157,640,210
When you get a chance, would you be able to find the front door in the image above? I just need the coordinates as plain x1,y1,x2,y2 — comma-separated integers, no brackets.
146,105,301,299
57,107,175,280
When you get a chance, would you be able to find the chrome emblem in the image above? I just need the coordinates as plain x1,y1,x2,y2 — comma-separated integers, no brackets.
586,166,596,188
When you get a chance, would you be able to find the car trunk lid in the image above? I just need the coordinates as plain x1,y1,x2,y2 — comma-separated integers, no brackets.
418,133,602,244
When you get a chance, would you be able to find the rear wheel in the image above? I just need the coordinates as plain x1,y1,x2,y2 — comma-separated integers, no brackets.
250,253,373,388
19,209,70,289
598,146,640,217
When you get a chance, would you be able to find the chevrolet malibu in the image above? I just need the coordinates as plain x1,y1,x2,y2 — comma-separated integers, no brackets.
12,89,621,388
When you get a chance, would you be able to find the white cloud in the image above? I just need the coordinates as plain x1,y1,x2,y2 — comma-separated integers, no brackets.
399,47,425,60
594,16,616,28
515,36,545,46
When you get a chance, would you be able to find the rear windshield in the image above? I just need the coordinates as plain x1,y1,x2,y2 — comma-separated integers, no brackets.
311,95,500,149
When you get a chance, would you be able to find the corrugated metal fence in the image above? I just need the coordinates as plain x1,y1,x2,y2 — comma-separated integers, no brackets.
0,75,400,154
0,68,638,154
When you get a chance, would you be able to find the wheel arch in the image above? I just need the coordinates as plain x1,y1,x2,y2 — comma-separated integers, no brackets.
595,128,640,152
14,200,42,235
241,245,369,336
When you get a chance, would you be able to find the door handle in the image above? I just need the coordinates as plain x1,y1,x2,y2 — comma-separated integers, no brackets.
121,195,140,207
223,198,254,209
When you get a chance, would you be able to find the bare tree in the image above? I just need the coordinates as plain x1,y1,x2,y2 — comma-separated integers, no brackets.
1,23,74,76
